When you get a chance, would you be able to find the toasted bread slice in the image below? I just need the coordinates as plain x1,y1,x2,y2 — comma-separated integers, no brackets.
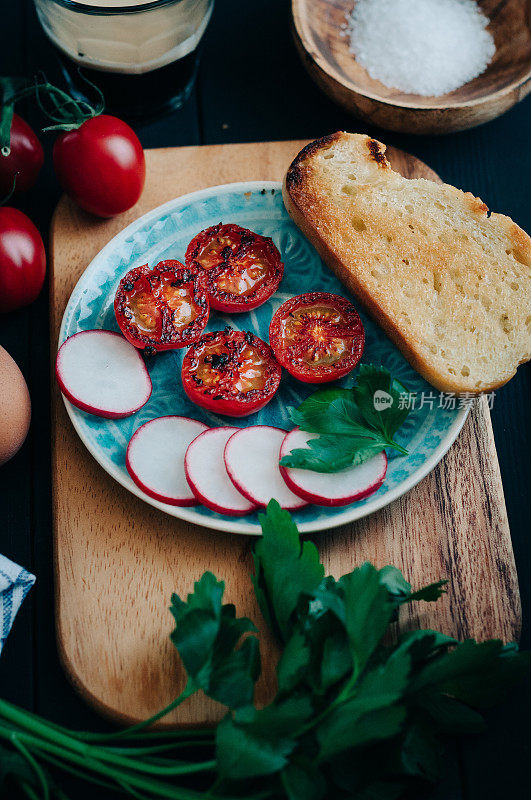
283,132,531,394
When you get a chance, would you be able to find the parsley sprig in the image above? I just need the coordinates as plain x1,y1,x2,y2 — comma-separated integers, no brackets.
1,501,529,799
280,364,412,473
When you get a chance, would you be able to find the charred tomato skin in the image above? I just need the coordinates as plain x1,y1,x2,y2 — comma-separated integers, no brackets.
114,260,209,351
181,328,281,417
185,223,283,312
269,292,365,383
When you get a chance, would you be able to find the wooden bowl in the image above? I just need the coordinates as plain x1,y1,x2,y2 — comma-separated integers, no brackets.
292,0,531,134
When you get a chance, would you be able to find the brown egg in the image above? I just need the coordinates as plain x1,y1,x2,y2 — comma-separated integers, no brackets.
0,345,31,466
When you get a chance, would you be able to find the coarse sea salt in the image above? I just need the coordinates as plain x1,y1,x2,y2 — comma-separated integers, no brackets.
345,0,496,97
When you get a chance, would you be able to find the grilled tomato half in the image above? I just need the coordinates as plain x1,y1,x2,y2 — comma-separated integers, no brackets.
185,223,283,312
181,328,281,417
114,260,209,352
269,292,364,383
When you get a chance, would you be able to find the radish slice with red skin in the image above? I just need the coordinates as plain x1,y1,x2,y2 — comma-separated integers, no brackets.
279,428,387,507
224,426,307,510
56,330,152,418
185,427,257,516
126,416,208,506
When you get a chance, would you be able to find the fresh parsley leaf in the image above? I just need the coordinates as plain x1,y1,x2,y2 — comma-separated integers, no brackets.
170,572,259,709
276,577,352,695
379,565,448,604
353,647,413,708
319,628,353,691
280,434,388,473
436,642,531,709
288,388,368,435
393,629,456,665
317,705,407,761
399,717,443,782
417,692,485,735
353,364,410,441
410,639,510,697
253,500,324,643
281,757,327,800
276,628,311,695
338,563,396,674
216,715,295,779
279,363,411,473
216,697,313,780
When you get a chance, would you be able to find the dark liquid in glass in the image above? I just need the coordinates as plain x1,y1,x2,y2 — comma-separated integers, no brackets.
54,46,200,121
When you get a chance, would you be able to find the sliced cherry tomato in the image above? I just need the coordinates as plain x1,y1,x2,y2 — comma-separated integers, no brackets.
114,260,209,352
269,292,364,383
0,114,44,196
182,328,281,417
185,223,283,312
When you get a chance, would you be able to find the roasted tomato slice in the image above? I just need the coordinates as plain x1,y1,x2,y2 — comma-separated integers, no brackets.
185,223,283,312
114,260,209,351
269,292,365,383
182,328,282,417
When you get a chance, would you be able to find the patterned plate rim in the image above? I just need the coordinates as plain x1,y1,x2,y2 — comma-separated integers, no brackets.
59,180,469,536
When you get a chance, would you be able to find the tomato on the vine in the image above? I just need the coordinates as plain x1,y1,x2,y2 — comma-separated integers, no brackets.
0,114,44,196
114,260,209,352
269,292,365,383
53,115,145,218
181,328,281,417
0,207,46,313
185,223,283,312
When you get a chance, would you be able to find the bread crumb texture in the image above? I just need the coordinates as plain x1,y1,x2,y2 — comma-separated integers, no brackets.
285,133,531,393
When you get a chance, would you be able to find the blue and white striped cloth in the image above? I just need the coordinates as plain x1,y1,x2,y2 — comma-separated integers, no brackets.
0,555,35,655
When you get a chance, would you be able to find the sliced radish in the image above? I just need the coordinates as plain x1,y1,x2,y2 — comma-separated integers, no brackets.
56,330,152,418
224,426,307,510
185,427,257,517
126,416,208,506
279,428,387,507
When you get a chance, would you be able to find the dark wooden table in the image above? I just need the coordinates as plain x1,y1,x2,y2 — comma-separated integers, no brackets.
0,1,530,797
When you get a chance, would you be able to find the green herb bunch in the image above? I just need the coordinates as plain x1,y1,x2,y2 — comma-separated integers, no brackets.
1,501,529,800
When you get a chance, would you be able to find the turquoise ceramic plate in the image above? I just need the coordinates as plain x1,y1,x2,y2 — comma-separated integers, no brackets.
59,181,468,535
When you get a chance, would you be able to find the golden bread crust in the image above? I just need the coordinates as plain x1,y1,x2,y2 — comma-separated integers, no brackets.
283,133,531,394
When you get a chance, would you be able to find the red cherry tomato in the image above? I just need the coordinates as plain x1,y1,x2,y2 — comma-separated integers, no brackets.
114,260,209,352
182,328,281,417
53,115,145,218
0,114,44,196
269,292,364,383
185,223,283,312
0,207,46,313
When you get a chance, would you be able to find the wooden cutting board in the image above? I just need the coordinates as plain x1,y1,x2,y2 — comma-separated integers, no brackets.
50,139,521,728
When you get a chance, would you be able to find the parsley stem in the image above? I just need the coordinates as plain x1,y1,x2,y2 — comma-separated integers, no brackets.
388,439,409,456
108,740,214,755
77,727,214,743
79,682,198,742
15,736,215,799
10,735,50,800
0,702,88,756
31,749,124,793
293,672,360,738
19,782,42,800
